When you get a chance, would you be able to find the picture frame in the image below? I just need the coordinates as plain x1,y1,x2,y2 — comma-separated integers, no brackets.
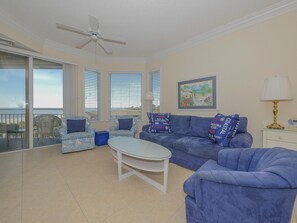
178,76,217,109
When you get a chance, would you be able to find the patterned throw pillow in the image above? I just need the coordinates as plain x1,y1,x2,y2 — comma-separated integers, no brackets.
208,113,240,147
147,112,172,133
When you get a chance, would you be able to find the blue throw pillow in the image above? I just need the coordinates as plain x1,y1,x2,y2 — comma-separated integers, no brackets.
208,113,240,147
118,118,133,130
67,119,86,134
147,112,172,133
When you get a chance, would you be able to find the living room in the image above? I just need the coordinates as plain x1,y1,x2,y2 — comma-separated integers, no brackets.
0,0,297,223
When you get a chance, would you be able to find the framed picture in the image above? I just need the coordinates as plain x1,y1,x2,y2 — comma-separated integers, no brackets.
178,76,217,109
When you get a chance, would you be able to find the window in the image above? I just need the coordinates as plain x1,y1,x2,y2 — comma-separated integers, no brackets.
84,70,100,120
110,73,142,119
150,70,160,113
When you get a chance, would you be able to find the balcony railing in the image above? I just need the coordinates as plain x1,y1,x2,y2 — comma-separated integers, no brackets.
0,113,63,126
0,111,63,152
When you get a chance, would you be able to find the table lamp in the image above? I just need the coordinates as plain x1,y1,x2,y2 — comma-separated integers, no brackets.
261,76,292,129
145,91,154,101
145,91,154,112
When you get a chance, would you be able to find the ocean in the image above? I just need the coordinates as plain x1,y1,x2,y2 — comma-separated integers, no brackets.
0,108,63,115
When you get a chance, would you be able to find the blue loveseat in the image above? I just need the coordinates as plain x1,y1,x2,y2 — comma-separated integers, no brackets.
139,115,253,170
183,148,297,223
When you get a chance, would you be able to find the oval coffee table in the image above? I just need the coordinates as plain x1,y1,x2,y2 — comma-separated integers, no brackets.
108,137,172,192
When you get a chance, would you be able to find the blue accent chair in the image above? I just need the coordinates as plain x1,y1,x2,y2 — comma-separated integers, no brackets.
183,147,297,223
109,117,137,138
59,116,95,153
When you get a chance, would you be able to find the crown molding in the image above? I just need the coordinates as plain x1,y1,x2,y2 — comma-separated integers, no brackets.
0,9,44,52
147,0,297,62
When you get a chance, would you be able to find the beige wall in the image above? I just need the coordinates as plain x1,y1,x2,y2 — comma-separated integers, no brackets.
147,10,297,147
1,9,297,146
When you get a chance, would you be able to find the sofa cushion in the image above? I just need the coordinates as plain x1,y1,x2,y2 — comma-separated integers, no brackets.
190,116,212,138
170,115,191,136
139,131,179,149
147,112,171,133
118,118,133,130
67,119,86,133
209,113,240,147
173,136,225,160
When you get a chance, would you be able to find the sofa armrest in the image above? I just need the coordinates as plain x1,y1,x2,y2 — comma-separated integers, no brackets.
142,124,150,132
229,132,253,148
130,126,137,136
59,127,67,137
197,169,290,189
186,159,290,200
110,125,119,131
87,127,95,137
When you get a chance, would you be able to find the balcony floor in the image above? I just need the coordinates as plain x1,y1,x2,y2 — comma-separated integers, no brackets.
0,137,61,153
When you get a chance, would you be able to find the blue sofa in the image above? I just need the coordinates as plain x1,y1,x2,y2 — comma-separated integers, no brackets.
183,148,297,223
139,115,253,170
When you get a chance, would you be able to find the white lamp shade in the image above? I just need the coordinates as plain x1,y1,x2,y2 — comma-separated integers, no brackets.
261,76,292,101
145,91,154,101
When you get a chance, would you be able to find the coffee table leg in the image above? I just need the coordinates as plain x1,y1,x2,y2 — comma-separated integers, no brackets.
163,158,169,192
117,151,122,181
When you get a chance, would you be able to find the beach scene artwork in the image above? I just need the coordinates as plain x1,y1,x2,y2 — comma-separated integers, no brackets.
178,76,216,109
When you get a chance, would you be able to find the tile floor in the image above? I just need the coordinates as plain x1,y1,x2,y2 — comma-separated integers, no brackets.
0,146,296,223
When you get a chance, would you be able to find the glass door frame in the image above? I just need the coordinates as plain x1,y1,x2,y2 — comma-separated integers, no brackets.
0,47,66,151
26,56,33,149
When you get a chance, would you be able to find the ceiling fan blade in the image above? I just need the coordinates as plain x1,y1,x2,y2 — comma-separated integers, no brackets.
99,36,126,45
76,38,92,48
56,23,90,37
96,42,112,55
89,15,99,31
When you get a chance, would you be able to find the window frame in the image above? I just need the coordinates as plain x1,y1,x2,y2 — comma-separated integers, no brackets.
149,69,161,113
109,72,143,120
84,68,101,121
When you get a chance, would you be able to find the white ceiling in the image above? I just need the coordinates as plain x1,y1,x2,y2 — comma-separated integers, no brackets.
0,0,294,58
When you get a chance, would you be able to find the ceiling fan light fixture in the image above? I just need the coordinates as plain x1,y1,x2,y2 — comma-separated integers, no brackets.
56,15,126,55
91,34,97,41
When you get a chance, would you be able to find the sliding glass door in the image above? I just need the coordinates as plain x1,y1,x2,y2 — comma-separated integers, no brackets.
0,51,64,152
33,59,63,147
0,51,28,152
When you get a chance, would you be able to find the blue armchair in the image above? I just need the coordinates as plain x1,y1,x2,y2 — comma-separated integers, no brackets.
109,117,137,138
59,116,95,153
183,147,297,223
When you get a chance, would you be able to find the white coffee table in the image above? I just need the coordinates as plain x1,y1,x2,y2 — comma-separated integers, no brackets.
108,137,172,192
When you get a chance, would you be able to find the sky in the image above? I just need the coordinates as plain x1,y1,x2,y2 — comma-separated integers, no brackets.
110,73,142,108
0,68,63,109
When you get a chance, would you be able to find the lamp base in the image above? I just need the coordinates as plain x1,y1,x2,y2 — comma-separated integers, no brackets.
266,123,284,129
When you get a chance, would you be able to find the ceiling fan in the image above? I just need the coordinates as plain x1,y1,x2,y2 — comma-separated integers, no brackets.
56,16,126,55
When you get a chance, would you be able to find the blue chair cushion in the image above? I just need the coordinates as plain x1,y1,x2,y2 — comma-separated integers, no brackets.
147,112,172,133
118,118,133,130
67,119,86,134
208,113,239,147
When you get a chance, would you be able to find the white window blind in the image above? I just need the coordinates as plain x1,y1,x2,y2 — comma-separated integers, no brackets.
110,73,142,119
84,70,100,120
150,70,160,113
